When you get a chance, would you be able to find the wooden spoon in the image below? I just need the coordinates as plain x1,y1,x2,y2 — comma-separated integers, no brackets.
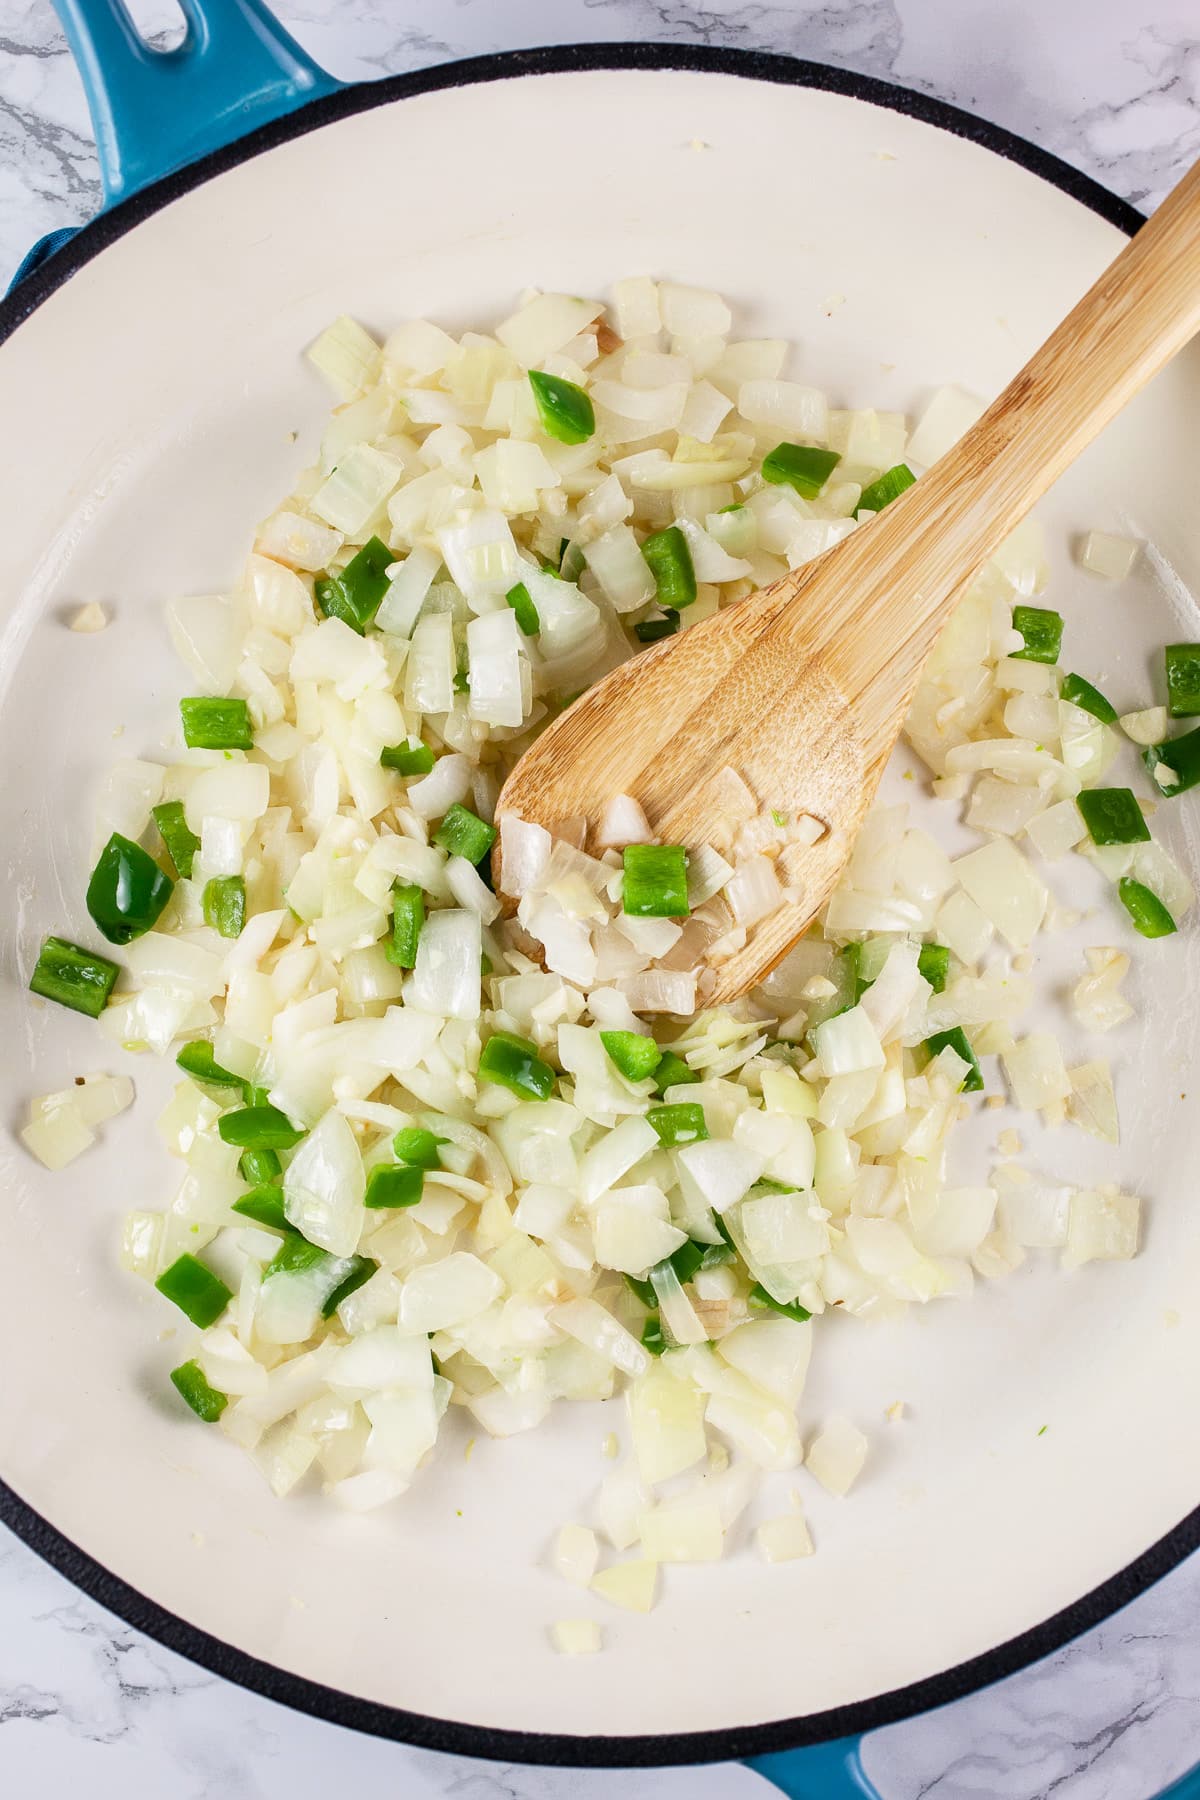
495,158,1200,1005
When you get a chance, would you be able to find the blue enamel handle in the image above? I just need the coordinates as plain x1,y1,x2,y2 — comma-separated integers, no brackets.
747,1736,879,1797
11,0,341,287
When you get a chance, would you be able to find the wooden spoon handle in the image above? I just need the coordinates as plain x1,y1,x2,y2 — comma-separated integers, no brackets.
806,153,1200,708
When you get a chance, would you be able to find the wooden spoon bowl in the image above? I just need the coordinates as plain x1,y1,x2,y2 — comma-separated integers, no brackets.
497,154,1200,1002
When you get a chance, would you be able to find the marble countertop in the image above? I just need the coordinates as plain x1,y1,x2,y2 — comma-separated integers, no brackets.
2,2,1200,1795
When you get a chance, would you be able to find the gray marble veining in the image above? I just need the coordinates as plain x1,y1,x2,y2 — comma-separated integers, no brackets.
2,2,1200,1796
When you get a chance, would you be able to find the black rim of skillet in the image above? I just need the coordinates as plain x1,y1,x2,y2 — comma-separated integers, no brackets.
0,38,1168,1773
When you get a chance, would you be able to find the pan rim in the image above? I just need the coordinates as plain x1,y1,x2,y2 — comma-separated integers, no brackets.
0,37,1174,1771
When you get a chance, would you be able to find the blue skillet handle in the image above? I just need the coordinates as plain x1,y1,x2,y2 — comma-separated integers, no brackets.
747,1736,880,1797
10,0,342,288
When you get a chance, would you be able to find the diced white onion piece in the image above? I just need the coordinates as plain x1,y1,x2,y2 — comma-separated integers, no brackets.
406,750,472,821
1001,1033,1072,1112
1025,797,1088,861
1068,1059,1119,1143
307,315,380,398
591,1559,658,1614
475,438,561,514
628,1364,707,1483
256,510,343,573
584,525,656,613
1078,530,1139,580
552,1524,600,1588
498,812,552,898
551,1619,602,1657
1071,947,1133,1033
617,968,696,1014
936,890,994,964
737,380,827,440
311,445,402,534
283,1108,364,1258
906,385,984,467
726,854,783,928
811,1006,885,1077
496,293,603,366
659,282,731,337
719,1318,812,1406
166,593,241,694
400,1252,503,1331
756,1513,814,1562
740,1190,829,1263
445,855,502,924
467,607,526,728
594,1199,686,1275
408,908,482,1021
384,317,457,377
1062,1189,1139,1266
551,1298,648,1377
676,1139,765,1215
376,545,440,638
21,1105,95,1170
638,1498,723,1563
953,839,1047,949
595,793,653,849
404,612,456,716
468,1387,551,1437
1119,705,1169,747
579,1115,658,1203
806,1416,868,1496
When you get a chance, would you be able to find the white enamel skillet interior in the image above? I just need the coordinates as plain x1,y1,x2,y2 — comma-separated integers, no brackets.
3,29,1200,1785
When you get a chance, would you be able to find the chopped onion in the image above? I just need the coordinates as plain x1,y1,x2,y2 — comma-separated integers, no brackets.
806,1417,869,1496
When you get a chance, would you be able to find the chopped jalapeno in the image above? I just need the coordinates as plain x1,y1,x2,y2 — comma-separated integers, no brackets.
170,1360,227,1421
761,443,840,498
380,740,435,775
152,800,200,880
1118,876,1176,938
528,370,595,445
858,463,916,512
180,696,253,750
600,1031,662,1082
641,526,697,611
155,1253,232,1328
385,884,425,969
478,1031,556,1100
749,1283,811,1322
622,844,689,917
365,1163,424,1209
505,581,541,636
29,936,119,1018
315,535,392,634
217,1105,306,1149
1165,644,1200,718
917,943,951,994
645,1102,709,1146
202,874,246,939
1011,605,1063,665
86,831,174,945
634,611,680,643
392,1127,446,1169
1076,787,1150,847
231,1187,290,1231
433,803,497,864
1060,673,1117,724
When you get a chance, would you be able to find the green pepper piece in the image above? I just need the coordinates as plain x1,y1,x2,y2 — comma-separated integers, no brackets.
86,831,174,945
315,535,392,634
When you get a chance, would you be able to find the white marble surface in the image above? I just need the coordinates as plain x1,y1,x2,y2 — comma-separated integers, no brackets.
2,2,1200,1795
